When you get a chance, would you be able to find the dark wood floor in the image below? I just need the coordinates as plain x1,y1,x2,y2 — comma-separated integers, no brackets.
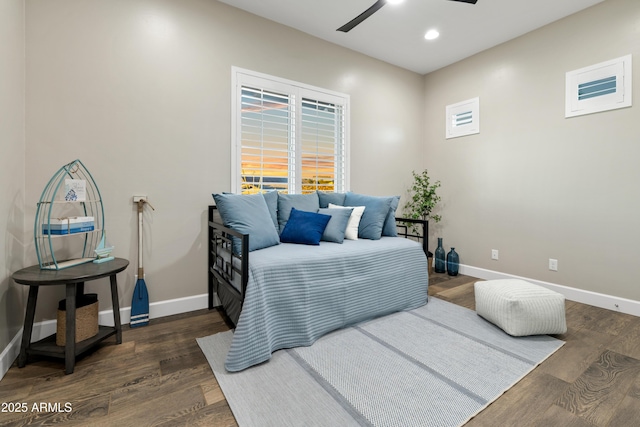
2,273,640,426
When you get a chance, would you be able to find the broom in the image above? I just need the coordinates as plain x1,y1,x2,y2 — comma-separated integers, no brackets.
130,198,152,327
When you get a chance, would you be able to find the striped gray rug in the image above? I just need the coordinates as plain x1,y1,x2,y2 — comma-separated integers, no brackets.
197,297,564,427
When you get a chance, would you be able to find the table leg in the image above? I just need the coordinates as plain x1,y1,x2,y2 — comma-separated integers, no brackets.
64,284,77,375
110,274,122,344
18,286,39,368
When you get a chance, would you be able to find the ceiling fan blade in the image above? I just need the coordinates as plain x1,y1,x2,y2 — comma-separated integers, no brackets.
337,0,386,33
337,0,478,33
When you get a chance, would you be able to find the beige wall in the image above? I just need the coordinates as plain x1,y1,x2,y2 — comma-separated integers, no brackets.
0,0,26,357
23,0,425,321
423,0,640,301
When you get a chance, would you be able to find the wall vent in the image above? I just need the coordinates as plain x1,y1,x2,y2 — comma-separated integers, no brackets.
566,55,632,118
446,97,479,139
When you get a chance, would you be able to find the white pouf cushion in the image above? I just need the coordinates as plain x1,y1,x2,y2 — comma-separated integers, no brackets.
474,279,567,336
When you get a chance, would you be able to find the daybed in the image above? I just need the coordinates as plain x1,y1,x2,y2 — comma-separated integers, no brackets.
208,191,429,372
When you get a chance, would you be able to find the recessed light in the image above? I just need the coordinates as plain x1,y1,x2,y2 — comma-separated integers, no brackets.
386,0,404,5
424,29,440,40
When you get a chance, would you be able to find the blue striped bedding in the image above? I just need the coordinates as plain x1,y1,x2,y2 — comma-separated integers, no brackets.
225,237,429,372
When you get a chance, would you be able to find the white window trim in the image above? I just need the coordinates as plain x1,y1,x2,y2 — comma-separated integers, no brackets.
231,67,350,194
446,97,480,139
565,54,632,118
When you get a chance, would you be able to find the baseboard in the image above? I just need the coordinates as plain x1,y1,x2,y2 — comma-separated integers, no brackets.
0,331,22,383
0,293,211,382
103,293,211,327
460,264,640,317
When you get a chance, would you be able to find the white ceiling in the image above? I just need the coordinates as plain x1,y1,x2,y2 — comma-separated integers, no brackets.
218,0,605,75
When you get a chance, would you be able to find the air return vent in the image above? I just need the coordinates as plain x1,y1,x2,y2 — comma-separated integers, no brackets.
566,55,632,118
446,97,479,139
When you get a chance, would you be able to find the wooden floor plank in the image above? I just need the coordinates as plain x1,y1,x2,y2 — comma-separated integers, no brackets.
466,370,569,426
427,273,476,295
566,303,633,337
73,340,136,368
530,404,596,427
434,281,476,309
105,385,206,425
536,327,613,383
606,315,640,359
159,349,209,376
23,354,162,404
606,393,640,427
109,365,211,411
629,371,640,398
554,350,640,426
0,378,33,402
171,399,237,427
201,378,226,406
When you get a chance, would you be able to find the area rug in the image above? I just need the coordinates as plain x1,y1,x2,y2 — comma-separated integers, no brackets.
197,297,564,427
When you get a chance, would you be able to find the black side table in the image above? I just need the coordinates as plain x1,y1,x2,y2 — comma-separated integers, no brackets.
12,258,129,374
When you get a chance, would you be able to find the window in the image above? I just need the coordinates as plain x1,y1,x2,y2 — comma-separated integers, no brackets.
565,54,632,118
231,68,349,194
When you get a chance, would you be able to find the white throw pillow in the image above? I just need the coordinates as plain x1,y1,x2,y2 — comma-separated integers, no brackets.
328,203,365,240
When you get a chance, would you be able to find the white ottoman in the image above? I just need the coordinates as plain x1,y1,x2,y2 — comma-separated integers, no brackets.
474,279,567,336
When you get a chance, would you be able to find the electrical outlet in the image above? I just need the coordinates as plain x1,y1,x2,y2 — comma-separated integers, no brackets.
549,258,558,271
133,195,147,203
491,249,499,260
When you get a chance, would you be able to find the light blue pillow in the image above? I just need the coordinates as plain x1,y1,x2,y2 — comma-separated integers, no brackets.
262,190,279,232
212,193,280,253
382,195,401,237
279,208,331,246
317,191,346,208
318,207,354,243
343,192,393,240
223,190,279,233
277,193,320,233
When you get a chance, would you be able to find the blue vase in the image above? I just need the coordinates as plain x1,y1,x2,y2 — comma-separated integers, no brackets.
434,238,446,273
447,247,459,276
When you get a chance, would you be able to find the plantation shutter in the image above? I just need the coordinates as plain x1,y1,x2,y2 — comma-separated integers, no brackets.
300,98,345,194
240,86,292,193
233,68,349,194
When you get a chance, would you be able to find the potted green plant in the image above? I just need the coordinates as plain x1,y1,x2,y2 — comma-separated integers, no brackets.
403,170,441,262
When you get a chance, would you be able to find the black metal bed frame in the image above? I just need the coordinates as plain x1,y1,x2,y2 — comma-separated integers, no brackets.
208,205,428,327
395,218,430,257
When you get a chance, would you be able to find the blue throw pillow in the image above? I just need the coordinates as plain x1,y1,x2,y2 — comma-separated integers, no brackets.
343,192,393,240
262,190,279,232
317,191,346,208
212,193,280,253
277,193,320,233
318,207,354,243
382,195,401,237
280,208,331,245
222,190,279,233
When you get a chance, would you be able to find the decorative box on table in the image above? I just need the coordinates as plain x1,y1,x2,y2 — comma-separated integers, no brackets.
41,216,95,235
